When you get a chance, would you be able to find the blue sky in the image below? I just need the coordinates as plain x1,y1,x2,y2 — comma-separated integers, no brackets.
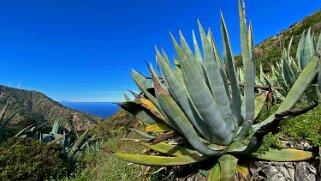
0,0,320,102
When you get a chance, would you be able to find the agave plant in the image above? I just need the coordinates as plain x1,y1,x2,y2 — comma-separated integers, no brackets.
0,103,18,143
15,119,91,158
258,28,321,102
116,1,320,180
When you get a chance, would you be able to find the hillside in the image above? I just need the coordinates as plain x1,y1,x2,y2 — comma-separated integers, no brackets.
0,85,103,131
237,9,321,72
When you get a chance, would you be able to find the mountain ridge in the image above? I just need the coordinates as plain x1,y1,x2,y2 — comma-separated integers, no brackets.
0,85,103,131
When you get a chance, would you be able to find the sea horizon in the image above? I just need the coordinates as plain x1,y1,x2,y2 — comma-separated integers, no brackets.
60,101,121,119
58,101,121,103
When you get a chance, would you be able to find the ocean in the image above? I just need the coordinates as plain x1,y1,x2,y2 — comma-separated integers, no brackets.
61,102,120,118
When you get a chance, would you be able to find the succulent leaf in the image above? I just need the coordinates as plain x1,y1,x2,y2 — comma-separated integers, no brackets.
259,64,268,85
170,33,204,82
239,1,255,124
156,93,224,156
68,129,89,157
236,163,250,180
140,141,206,157
130,128,155,139
172,33,233,144
145,122,172,133
254,92,267,119
238,3,255,138
0,103,8,122
123,92,132,101
208,163,221,181
48,134,65,145
317,33,321,51
114,153,208,166
51,119,61,134
117,101,158,125
156,47,212,140
218,154,238,181
192,30,204,64
302,29,315,68
132,70,159,106
0,108,18,141
251,149,313,161
179,30,197,65
221,12,242,126
207,30,229,91
296,30,306,70
138,97,165,121
282,55,296,88
287,36,294,60
198,21,235,132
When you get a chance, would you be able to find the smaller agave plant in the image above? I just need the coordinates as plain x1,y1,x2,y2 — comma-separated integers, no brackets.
0,102,18,143
116,0,320,180
257,28,321,102
15,119,91,158
0,100,93,159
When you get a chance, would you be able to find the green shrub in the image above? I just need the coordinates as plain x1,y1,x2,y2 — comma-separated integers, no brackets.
0,137,75,181
256,132,284,154
280,105,321,147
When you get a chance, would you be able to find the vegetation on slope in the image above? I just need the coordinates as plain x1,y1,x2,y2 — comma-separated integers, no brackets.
280,105,321,147
0,137,75,181
90,109,138,139
0,85,103,131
